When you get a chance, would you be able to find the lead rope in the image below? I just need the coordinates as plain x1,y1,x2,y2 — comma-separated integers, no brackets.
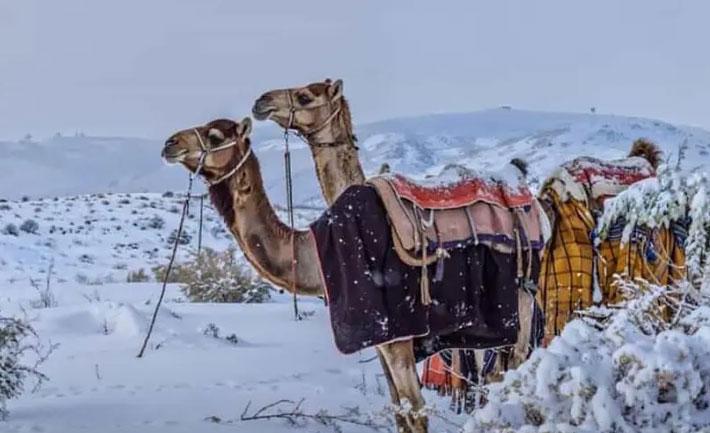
198,194,204,255
138,169,199,358
285,95,300,321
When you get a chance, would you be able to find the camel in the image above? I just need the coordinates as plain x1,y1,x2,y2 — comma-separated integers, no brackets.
252,79,537,391
251,79,687,400
162,117,429,433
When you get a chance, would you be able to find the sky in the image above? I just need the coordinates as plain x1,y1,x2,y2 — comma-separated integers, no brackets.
1,0,709,140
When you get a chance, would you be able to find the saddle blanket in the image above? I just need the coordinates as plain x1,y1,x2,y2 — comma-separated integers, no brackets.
382,164,533,209
543,156,655,203
310,185,541,358
368,167,545,255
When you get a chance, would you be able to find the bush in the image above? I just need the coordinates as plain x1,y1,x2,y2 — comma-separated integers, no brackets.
126,268,150,283
1,224,19,236
147,215,165,230
467,167,710,433
19,219,39,234
167,229,191,246
0,315,50,419
152,248,271,303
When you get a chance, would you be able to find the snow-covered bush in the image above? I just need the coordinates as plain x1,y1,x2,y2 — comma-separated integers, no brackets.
599,165,710,288
146,215,165,230
126,268,150,283
166,229,191,246
466,281,710,433
153,248,271,303
0,315,50,419
466,167,710,432
19,219,39,234
1,224,19,237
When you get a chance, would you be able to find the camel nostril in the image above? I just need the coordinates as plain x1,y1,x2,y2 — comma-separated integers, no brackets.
165,138,176,148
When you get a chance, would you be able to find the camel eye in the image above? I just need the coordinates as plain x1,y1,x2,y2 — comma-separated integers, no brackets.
297,94,312,105
207,129,224,146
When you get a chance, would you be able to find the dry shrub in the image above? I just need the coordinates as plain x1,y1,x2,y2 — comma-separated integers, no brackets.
153,248,271,303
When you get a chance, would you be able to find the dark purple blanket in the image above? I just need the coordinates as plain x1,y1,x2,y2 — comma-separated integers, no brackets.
310,185,541,360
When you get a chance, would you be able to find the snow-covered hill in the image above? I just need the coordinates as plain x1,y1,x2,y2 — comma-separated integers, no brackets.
2,109,709,204
0,192,318,284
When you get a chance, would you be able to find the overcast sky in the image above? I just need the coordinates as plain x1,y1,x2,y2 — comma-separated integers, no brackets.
1,0,708,140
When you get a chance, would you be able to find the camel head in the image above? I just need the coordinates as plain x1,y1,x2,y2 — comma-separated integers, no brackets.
162,117,254,186
252,79,353,145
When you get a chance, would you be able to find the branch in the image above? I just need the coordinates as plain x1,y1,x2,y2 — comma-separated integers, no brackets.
208,399,392,432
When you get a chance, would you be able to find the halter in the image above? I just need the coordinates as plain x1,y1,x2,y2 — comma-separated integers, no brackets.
192,128,252,186
284,90,347,148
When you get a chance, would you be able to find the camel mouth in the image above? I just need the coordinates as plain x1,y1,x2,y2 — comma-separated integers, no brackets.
252,104,275,121
161,148,188,164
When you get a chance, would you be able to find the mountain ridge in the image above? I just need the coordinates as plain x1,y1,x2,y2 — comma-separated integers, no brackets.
1,108,708,203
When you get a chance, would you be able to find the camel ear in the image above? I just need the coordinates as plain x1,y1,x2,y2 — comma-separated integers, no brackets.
236,117,252,138
327,79,343,101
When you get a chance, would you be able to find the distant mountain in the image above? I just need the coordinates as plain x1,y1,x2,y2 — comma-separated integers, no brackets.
1,109,708,204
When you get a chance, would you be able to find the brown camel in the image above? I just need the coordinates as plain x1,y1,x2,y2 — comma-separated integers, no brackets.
162,117,428,433
252,79,537,388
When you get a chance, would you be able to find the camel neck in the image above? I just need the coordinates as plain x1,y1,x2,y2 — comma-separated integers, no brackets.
208,156,323,296
309,138,366,205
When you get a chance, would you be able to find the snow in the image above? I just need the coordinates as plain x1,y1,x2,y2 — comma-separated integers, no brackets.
465,287,710,433
1,284,470,433
0,192,319,285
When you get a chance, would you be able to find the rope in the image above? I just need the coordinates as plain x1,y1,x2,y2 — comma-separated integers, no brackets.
137,172,196,358
283,126,301,321
198,194,204,255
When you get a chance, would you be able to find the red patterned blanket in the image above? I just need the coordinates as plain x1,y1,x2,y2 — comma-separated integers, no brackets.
385,171,533,209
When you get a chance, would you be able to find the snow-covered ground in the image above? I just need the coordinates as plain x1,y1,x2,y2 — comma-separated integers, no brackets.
0,193,318,285
2,285,469,433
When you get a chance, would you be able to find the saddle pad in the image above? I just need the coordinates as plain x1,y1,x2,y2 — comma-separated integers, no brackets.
369,176,544,253
543,156,655,203
310,185,538,357
378,171,534,209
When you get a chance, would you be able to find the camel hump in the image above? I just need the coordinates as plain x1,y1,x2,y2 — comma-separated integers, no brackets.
628,138,661,170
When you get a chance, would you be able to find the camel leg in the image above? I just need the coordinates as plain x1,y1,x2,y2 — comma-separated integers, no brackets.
376,347,412,433
378,340,428,433
512,289,535,368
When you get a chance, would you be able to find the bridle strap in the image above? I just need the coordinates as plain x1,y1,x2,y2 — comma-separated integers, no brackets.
210,146,252,186
192,128,252,187
284,90,350,148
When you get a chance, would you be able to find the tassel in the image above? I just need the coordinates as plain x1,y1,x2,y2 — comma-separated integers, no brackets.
433,247,450,282
420,231,433,306
434,257,445,282
515,228,524,280
421,266,432,306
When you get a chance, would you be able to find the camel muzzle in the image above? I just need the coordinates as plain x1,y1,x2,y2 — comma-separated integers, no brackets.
161,145,187,163
252,98,275,120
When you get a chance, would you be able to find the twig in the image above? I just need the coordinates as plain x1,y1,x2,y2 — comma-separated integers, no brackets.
207,399,392,432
